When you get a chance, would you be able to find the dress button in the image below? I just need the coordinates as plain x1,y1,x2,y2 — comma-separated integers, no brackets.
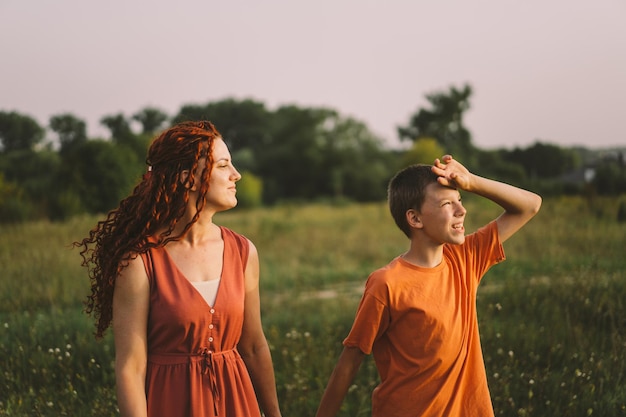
209,324,214,329
210,308,215,314
208,337,214,342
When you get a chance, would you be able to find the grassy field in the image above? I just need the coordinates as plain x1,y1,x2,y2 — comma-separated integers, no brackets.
1,196,625,416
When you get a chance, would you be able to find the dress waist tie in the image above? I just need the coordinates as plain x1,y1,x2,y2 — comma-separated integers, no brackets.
200,348,221,416
148,348,239,416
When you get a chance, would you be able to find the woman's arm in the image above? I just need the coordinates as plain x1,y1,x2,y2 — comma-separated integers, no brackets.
238,240,282,417
112,255,150,417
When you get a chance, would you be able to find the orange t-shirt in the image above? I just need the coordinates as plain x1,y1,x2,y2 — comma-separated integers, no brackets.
343,221,505,417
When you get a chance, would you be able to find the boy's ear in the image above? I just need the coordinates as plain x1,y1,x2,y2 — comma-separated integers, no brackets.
406,209,423,229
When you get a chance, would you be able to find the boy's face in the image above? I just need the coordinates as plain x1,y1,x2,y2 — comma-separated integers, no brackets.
416,182,467,245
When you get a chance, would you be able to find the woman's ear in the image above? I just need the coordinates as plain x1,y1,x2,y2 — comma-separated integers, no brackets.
180,170,189,183
180,170,196,190
406,209,423,229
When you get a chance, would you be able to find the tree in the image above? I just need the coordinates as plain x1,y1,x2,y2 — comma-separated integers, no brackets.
174,99,393,203
100,113,134,143
474,149,527,185
316,115,394,201
0,148,61,219
256,105,330,202
258,106,393,203
173,98,272,156
0,111,45,153
397,84,475,163
592,154,626,195
502,142,580,179
49,113,87,153
0,173,33,222
101,113,150,161
60,139,142,214
132,107,169,135
400,138,445,168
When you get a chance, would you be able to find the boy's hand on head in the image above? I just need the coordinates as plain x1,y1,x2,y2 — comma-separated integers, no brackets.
432,155,473,191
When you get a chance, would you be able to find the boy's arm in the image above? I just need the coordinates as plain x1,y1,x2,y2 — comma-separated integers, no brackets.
315,346,366,417
432,155,542,243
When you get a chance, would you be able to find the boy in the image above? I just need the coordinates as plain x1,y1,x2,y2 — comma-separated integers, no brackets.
315,155,542,417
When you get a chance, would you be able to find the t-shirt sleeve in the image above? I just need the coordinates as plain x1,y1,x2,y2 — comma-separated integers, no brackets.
342,276,390,355
463,220,506,284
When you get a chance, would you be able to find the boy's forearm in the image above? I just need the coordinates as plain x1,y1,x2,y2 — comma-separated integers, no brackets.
316,372,352,417
469,173,542,242
469,174,541,216
316,347,365,417
433,155,540,215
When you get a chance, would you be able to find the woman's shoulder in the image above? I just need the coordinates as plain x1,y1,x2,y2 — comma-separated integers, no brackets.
116,254,150,291
219,226,253,262
219,225,250,245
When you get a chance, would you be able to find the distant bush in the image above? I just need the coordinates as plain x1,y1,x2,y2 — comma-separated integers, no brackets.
618,200,626,222
0,174,34,223
236,170,263,208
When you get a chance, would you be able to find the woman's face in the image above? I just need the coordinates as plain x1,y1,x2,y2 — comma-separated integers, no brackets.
200,138,242,212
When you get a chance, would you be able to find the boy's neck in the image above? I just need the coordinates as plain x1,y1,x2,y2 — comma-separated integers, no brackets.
402,240,444,268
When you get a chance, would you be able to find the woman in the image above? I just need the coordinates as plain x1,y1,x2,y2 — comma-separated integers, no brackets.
76,121,282,417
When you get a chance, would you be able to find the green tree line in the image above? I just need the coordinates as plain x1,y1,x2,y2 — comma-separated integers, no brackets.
1,84,624,223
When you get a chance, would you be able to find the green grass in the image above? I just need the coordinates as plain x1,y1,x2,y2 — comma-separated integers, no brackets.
1,197,625,416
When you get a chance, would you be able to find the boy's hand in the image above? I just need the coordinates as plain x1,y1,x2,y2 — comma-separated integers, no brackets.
431,155,473,191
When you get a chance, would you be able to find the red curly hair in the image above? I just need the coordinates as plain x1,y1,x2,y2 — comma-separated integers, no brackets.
75,120,221,338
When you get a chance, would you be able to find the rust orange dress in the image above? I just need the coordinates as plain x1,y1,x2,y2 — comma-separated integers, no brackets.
139,227,262,417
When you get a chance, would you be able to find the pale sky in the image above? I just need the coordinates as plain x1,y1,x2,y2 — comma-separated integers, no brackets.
1,0,625,150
